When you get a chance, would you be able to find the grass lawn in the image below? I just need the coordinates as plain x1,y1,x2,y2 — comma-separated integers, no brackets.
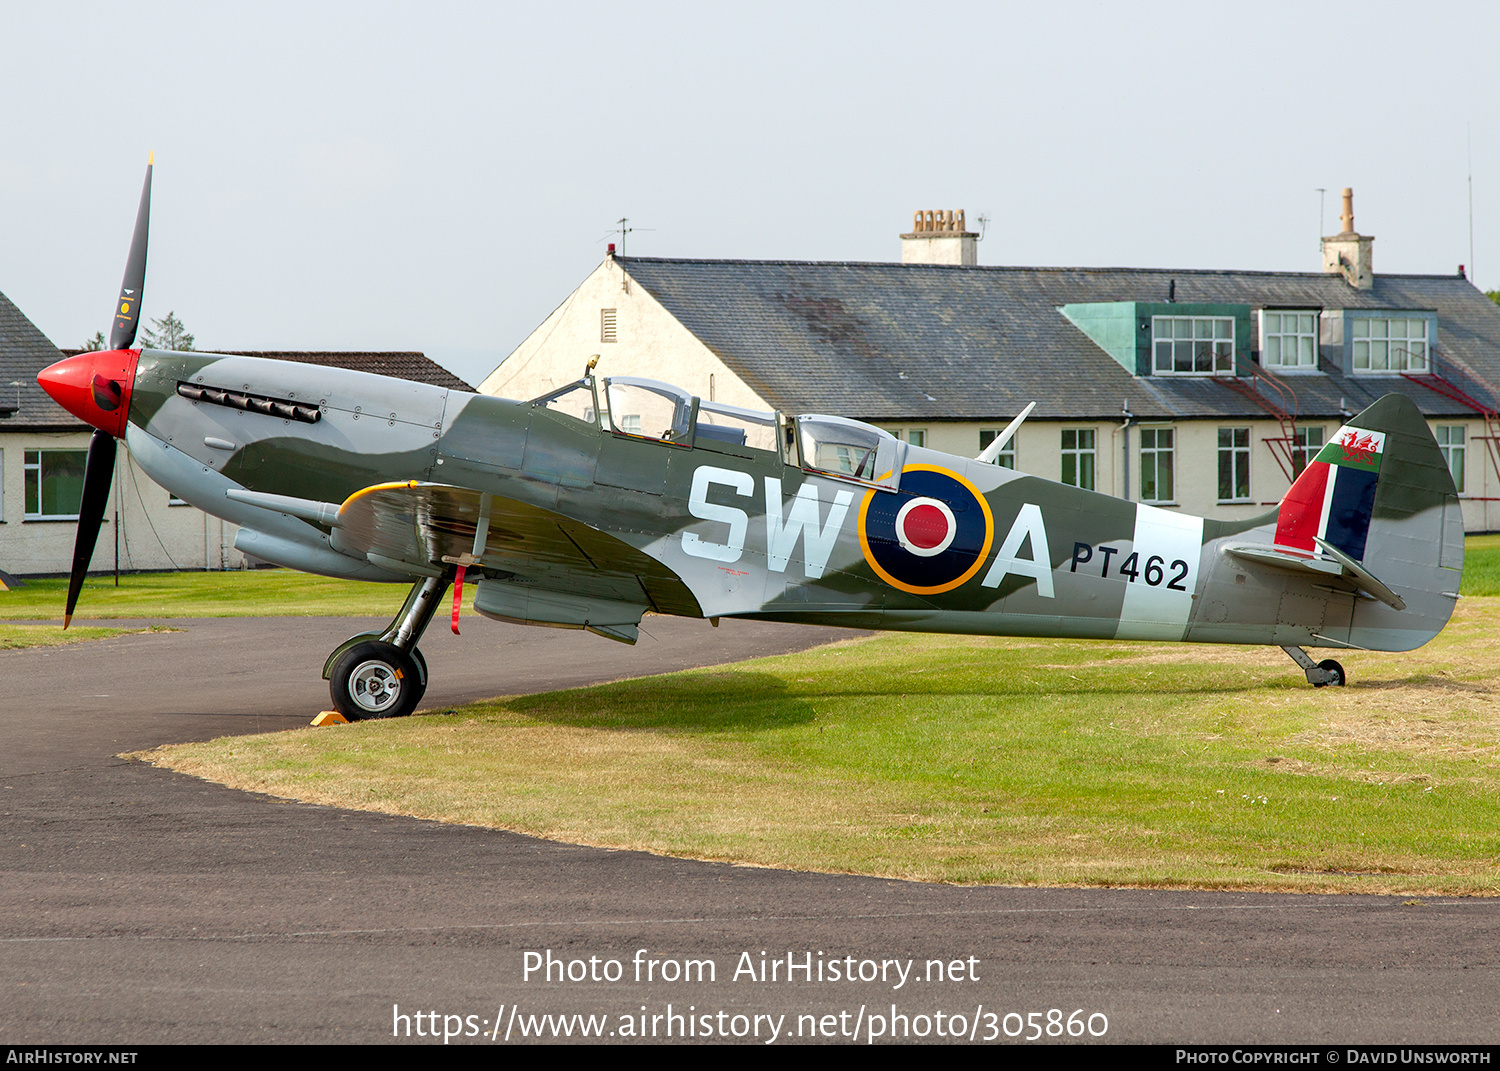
0,569,411,620
141,593,1500,895
0,623,159,649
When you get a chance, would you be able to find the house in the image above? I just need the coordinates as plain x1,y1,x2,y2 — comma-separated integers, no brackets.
480,192,1500,531
0,290,471,577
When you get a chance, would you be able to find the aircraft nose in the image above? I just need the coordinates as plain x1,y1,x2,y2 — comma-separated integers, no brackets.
37,349,140,438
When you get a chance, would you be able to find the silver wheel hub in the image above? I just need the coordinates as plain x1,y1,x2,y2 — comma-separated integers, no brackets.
349,659,402,713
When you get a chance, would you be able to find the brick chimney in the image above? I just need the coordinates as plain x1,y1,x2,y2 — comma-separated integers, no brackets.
1321,188,1374,289
901,209,978,266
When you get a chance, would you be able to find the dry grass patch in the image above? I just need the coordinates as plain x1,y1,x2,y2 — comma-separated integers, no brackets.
0,623,172,650
141,601,1500,894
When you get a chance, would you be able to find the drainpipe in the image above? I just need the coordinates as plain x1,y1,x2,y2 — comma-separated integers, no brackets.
1120,399,1135,500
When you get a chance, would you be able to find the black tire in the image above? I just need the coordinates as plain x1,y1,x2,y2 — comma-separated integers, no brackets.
1313,658,1346,688
409,646,429,708
329,641,421,720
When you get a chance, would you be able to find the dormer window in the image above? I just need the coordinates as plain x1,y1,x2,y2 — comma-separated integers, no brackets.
1351,316,1429,373
1261,311,1318,370
1152,316,1234,375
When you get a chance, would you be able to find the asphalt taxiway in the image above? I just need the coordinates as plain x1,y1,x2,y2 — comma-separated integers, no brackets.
1,616,1496,1044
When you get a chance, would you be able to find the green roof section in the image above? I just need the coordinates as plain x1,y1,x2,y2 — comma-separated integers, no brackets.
1059,302,1139,374
1061,301,1253,376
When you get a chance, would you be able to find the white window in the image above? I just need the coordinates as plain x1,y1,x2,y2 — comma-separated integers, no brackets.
1436,425,1466,493
979,429,1016,469
600,308,617,343
1139,427,1174,502
1061,428,1096,490
1292,425,1325,476
1261,311,1318,369
1351,316,1429,373
1152,316,1235,375
24,449,88,520
1217,428,1250,502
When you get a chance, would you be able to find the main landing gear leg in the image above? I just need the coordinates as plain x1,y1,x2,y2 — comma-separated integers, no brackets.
1280,645,1346,688
323,574,451,720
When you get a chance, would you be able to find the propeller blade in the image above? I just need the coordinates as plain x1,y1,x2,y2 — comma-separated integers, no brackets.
63,430,117,629
109,156,153,351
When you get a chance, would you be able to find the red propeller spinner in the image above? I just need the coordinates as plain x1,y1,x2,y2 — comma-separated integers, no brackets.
37,348,140,439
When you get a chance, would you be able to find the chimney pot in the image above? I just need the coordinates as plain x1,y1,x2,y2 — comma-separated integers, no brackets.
900,208,978,265
1320,187,1374,288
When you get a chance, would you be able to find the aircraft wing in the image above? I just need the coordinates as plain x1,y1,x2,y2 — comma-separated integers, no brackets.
325,481,702,617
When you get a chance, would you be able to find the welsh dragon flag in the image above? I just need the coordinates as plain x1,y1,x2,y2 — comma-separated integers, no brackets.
1275,424,1386,561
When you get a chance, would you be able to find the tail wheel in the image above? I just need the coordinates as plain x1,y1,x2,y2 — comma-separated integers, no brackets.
1314,658,1346,688
330,641,421,720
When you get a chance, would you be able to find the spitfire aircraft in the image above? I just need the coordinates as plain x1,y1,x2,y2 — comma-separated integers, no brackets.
39,164,1464,719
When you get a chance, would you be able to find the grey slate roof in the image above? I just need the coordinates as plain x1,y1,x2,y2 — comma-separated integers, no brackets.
617,257,1500,423
0,290,72,428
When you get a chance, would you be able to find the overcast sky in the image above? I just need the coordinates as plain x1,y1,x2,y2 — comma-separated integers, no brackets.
3,1,1497,387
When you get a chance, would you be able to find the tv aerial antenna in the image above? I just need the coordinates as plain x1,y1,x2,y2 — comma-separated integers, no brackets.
601,217,655,255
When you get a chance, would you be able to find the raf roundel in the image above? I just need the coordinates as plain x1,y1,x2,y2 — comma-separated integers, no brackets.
859,465,994,594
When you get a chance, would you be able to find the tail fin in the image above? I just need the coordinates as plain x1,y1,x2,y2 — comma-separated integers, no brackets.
1273,393,1463,649
1276,394,1460,562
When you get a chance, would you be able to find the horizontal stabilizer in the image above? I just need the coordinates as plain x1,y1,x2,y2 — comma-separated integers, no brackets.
1223,542,1406,611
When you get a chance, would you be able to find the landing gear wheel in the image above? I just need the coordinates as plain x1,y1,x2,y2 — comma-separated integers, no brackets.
409,646,429,708
330,641,421,720
1313,658,1346,688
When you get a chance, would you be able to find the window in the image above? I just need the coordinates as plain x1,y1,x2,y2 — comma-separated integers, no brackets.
796,415,901,489
1261,311,1318,369
979,429,1016,469
1351,316,1429,373
1061,428,1096,490
600,308,617,343
1153,316,1234,375
532,381,599,425
24,449,88,520
1436,425,1466,493
1291,425,1324,476
1217,427,1250,502
905,429,926,448
604,378,691,443
696,400,778,452
1139,427,1174,502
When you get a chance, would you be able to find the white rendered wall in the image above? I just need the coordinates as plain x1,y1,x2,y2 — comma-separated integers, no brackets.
0,428,245,576
480,258,769,413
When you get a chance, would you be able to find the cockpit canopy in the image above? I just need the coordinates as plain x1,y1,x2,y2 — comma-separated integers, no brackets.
794,414,903,490
529,375,902,489
603,377,693,443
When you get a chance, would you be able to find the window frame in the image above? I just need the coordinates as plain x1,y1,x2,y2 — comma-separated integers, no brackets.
1138,426,1175,503
23,448,90,521
1061,427,1097,490
1216,427,1251,503
1152,315,1235,376
1291,425,1325,477
1436,425,1466,493
1349,315,1431,374
979,429,1016,469
1259,310,1320,371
